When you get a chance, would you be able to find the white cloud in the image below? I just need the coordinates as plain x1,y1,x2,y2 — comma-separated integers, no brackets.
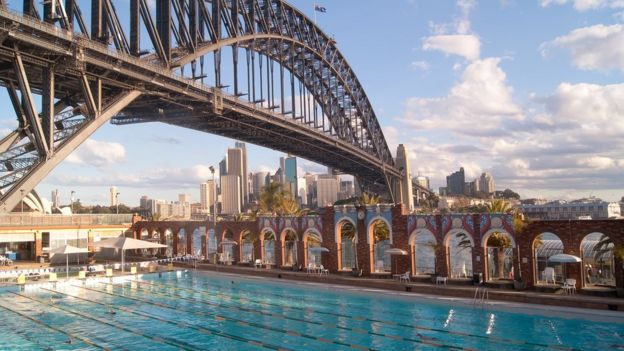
422,35,481,61
409,60,430,71
540,0,624,11
542,24,624,72
421,0,481,61
402,58,521,134
65,139,126,167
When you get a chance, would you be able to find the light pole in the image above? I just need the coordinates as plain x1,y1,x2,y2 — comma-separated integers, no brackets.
209,166,216,260
116,192,120,214
70,191,75,213
19,189,24,214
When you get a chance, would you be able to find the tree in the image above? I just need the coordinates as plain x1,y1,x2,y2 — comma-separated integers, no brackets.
372,220,389,242
487,232,512,278
357,192,380,206
486,199,512,214
495,188,520,200
259,182,289,215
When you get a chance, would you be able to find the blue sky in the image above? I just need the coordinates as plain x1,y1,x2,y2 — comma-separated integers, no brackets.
1,0,623,205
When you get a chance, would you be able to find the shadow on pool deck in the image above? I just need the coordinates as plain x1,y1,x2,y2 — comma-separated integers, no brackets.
176,261,624,312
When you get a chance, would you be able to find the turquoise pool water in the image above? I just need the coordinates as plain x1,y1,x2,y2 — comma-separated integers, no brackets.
0,271,622,350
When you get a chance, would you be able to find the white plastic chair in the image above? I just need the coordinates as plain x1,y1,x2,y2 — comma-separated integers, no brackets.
543,267,555,284
398,271,410,283
254,259,262,268
319,265,329,276
563,278,576,294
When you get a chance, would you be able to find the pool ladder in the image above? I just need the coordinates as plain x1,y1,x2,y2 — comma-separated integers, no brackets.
473,287,489,308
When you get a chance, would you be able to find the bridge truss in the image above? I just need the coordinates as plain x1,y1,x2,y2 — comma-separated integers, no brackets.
0,0,425,212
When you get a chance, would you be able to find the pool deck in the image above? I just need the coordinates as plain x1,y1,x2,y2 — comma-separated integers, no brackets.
179,262,624,312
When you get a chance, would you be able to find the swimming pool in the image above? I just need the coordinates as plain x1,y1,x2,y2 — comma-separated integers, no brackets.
0,271,622,350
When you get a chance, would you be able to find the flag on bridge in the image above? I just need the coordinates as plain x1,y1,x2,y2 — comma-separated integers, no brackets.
314,4,327,13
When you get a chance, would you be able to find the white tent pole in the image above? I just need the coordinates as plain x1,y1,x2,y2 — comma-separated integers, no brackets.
122,249,125,273
66,254,69,280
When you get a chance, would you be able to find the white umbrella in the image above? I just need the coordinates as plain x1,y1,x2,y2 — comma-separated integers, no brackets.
93,236,166,272
385,248,408,256
548,254,582,263
219,240,238,246
50,244,88,280
309,247,330,253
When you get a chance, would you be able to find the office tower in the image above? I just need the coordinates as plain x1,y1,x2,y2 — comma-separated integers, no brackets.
221,174,241,214
200,180,216,214
234,142,249,205
395,144,414,210
305,173,317,206
415,175,430,190
110,186,118,206
227,147,245,208
338,180,355,200
479,172,496,194
51,189,60,208
316,175,339,207
219,157,228,179
446,167,465,196
252,172,270,200
178,194,190,204
284,155,297,197
279,156,286,184
297,177,308,205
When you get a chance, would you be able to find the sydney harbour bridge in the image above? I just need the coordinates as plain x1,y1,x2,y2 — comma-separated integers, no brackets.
0,0,430,212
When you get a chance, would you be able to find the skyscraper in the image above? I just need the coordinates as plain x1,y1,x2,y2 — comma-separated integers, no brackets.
51,189,60,208
252,172,269,200
446,167,465,196
479,172,495,194
415,175,430,190
395,144,414,210
227,147,245,208
316,175,339,207
234,142,249,205
221,174,241,214
178,194,190,204
200,180,216,214
110,186,118,206
284,156,297,197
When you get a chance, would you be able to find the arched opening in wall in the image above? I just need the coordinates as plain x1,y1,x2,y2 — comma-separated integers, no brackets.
262,230,276,265
151,230,161,256
240,230,255,263
446,232,473,279
140,229,150,257
338,220,356,271
305,231,322,268
177,228,187,256
581,232,615,288
192,227,204,258
370,219,391,273
281,229,298,267
533,233,564,285
484,231,514,281
411,230,437,276
222,229,235,264
164,229,173,257
208,227,217,257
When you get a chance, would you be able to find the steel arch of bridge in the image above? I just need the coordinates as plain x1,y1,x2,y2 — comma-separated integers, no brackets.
0,0,419,212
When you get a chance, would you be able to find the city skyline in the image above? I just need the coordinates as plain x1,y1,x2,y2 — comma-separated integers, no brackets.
0,0,622,204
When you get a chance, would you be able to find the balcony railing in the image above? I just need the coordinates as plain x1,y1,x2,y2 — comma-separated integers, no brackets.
0,214,134,227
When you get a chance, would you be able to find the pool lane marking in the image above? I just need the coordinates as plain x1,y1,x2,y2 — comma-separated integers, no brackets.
10,291,200,351
0,299,112,351
132,279,580,351
0,316,58,351
47,286,299,351
76,284,402,351
111,280,464,349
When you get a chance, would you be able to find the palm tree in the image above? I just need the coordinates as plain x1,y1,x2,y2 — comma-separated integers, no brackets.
487,232,512,279
276,197,309,217
358,192,380,206
259,182,289,215
487,199,512,213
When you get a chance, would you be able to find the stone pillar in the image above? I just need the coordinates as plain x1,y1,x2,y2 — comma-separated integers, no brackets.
35,231,42,261
357,208,370,274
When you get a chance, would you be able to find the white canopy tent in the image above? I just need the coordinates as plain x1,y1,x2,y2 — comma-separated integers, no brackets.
50,244,88,279
93,237,166,272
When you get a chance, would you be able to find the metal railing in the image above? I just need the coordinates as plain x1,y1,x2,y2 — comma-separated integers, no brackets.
0,214,134,227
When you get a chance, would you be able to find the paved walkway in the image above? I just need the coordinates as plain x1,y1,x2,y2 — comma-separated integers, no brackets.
178,262,624,312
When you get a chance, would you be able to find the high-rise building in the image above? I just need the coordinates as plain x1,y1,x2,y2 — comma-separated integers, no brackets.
479,172,496,194
279,157,287,184
227,147,245,208
316,175,339,207
200,180,216,214
338,180,355,200
305,173,317,207
51,189,60,208
221,174,241,214
234,142,249,205
414,175,430,190
446,167,465,196
284,156,298,197
110,186,118,206
252,172,269,200
178,194,190,204
297,177,308,205
219,157,228,179
395,144,414,210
